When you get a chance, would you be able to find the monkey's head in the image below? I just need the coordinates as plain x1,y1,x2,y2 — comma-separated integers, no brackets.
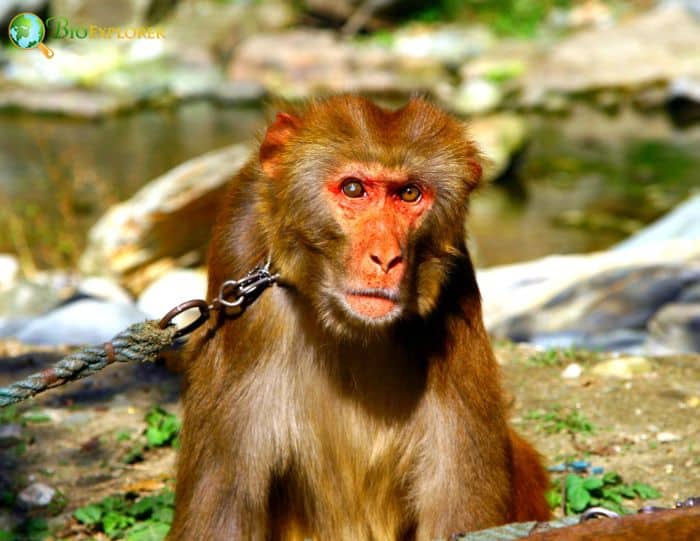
257,96,483,339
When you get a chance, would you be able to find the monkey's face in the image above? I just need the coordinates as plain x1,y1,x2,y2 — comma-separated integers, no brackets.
258,96,483,339
317,162,433,328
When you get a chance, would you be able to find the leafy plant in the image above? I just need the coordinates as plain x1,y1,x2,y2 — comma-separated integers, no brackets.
144,407,180,448
547,472,660,515
73,490,174,540
526,349,562,367
0,518,50,541
123,407,180,464
525,406,595,435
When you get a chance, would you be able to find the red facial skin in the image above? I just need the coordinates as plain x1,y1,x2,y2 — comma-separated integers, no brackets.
324,165,434,319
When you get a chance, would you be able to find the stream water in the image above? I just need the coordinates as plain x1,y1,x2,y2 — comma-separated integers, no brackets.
1,102,699,269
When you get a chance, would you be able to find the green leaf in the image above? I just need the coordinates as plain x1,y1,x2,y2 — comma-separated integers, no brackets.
74,504,103,525
128,496,157,518
602,471,623,485
631,481,661,500
152,507,173,524
582,477,604,491
102,511,134,536
0,531,15,541
154,491,174,507
125,521,170,541
545,487,562,510
565,474,591,513
602,489,623,504
619,485,636,499
123,444,145,464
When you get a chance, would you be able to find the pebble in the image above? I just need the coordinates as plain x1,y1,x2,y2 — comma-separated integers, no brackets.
17,483,56,509
656,432,681,443
0,424,23,448
561,362,583,379
592,356,653,378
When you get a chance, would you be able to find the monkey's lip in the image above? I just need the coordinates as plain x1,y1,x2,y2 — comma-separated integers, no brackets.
343,288,400,319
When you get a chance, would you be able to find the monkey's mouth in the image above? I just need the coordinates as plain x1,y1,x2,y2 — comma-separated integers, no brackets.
343,288,400,319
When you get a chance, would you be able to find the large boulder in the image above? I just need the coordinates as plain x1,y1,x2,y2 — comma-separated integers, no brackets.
520,5,700,106
479,240,700,353
227,30,447,99
79,144,251,291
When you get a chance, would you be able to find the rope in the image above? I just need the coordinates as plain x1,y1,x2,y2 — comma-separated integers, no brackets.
0,321,177,407
455,516,579,540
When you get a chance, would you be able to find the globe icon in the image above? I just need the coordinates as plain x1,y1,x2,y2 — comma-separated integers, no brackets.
8,12,54,58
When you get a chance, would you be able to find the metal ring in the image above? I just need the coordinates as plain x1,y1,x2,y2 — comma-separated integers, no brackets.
218,279,245,308
158,299,210,339
579,507,620,522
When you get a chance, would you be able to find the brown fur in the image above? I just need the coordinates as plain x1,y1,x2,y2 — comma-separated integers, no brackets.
168,96,550,541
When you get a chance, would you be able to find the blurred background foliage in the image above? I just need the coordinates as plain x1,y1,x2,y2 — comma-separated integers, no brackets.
0,0,698,270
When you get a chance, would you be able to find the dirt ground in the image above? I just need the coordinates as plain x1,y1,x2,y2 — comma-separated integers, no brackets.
0,340,698,538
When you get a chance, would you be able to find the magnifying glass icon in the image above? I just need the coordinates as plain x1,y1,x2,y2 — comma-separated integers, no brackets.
8,12,55,58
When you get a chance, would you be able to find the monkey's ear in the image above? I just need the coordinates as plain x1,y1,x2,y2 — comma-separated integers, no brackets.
260,112,302,178
466,158,484,192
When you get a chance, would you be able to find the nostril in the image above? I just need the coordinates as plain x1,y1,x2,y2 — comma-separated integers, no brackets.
370,254,382,267
386,255,403,272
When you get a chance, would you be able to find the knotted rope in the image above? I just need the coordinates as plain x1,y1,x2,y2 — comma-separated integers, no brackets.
0,321,177,407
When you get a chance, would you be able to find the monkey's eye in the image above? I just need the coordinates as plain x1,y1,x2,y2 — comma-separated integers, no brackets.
399,185,422,203
341,178,365,198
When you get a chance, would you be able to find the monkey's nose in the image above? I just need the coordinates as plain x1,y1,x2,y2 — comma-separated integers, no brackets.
369,253,403,274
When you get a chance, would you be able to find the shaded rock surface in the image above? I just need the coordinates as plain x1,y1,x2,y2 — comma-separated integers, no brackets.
14,299,146,346
480,240,700,354
137,268,207,326
520,5,700,106
227,29,448,99
79,144,250,290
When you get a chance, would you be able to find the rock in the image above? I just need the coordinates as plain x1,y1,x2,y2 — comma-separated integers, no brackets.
648,303,700,353
78,276,133,305
213,81,267,106
679,284,700,303
15,299,147,346
227,30,447,99
592,356,653,378
164,0,295,54
392,24,494,66
17,482,56,509
520,5,700,107
62,411,94,427
656,431,681,443
443,78,503,115
0,254,19,292
561,363,583,379
137,268,207,326
0,279,63,320
468,114,529,181
667,77,700,126
479,240,700,353
0,86,135,119
79,144,250,290
614,193,700,251
50,0,151,26
0,424,23,448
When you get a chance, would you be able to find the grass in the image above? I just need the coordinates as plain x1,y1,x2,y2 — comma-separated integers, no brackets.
525,406,596,435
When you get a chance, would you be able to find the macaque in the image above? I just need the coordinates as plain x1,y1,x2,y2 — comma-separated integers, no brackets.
169,96,550,541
